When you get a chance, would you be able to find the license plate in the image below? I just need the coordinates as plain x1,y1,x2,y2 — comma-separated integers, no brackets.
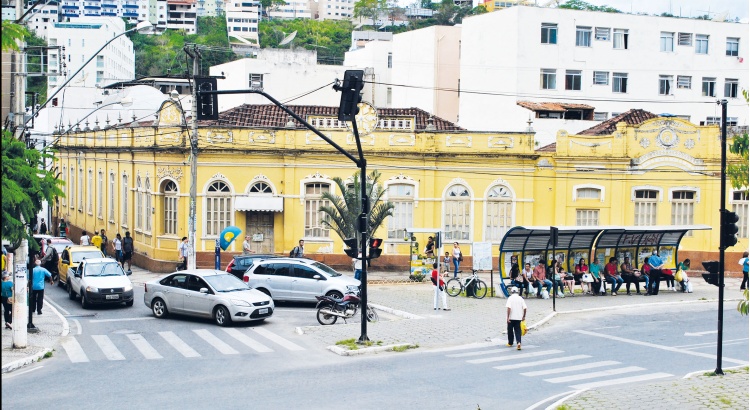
258,308,268,314
105,294,119,300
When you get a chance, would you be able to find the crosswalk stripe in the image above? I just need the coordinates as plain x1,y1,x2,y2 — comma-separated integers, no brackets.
127,334,163,360
545,366,645,384
493,355,591,371
158,331,201,358
468,349,562,364
91,335,125,361
193,329,239,354
521,361,621,377
222,328,273,353
61,338,89,363
447,348,521,358
252,328,305,351
570,372,673,390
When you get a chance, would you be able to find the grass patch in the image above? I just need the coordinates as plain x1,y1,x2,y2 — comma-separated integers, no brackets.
44,351,53,358
703,371,719,377
335,338,381,350
391,343,419,352
699,297,707,300
719,397,731,405
556,405,572,410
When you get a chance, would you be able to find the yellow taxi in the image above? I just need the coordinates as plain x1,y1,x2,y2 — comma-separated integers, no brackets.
58,245,104,286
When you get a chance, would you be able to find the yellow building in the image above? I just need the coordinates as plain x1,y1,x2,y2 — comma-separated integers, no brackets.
54,103,745,272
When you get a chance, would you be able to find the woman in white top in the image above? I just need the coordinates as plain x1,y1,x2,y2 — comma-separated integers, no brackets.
452,242,462,279
80,231,91,246
112,233,123,266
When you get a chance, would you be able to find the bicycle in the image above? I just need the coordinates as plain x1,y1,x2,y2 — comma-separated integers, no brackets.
445,271,488,299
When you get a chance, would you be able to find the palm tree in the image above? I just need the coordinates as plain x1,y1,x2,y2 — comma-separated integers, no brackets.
319,170,394,246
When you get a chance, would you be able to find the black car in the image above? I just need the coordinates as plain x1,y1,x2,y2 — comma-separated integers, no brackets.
225,254,278,279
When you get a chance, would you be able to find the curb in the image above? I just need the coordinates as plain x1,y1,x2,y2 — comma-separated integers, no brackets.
683,364,748,379
368,303,424,320
1,347,54,374
47,301,70,338
327,342,418,356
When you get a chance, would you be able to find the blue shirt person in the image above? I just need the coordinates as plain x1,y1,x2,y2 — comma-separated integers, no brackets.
31,260,52,315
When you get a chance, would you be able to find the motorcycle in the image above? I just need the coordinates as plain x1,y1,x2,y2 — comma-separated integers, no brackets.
315,290,379,325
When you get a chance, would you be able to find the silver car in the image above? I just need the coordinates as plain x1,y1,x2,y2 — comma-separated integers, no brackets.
143,270,274,326
243,258,360,302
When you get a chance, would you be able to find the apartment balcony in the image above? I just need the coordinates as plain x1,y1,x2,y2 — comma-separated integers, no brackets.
83,5,101,9
123,4,138,8
101,3,117,7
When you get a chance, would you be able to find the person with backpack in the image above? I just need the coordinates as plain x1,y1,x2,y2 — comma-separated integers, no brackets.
40,238,60,282
122,231,134,272
290,239,304,258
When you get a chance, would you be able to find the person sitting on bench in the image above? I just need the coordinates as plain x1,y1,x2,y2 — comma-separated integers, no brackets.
532,260,552,298
604,257,623,296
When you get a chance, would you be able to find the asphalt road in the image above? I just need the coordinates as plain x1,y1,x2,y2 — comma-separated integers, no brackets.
2,286,747,410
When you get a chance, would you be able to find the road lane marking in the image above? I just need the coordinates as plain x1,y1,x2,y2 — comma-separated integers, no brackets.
45,298,70,315
252,328,305,351
72,319,82,335
570,372,673,390
673,338,748,349
574,330,749,365
545,366,645,383
3,366,44,379
89,317,156,323
158,331,201,358
61,338,89,363
221,329,273,353
127,334,163,360
493,355,591,371
447,348,521,358
468,349,562,364
193,329,239,354
521,361,621,377
91,335,125,361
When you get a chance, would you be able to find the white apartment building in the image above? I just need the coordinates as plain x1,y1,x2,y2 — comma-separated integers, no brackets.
166,0,197,33
315,0,353,20
58,0,166,31
196,0,221,16
225,0,260,46
458,7,749,143
209,49,372,111
46,17,135,93
344,39,391,108
25,1,60,38
269,0,311,19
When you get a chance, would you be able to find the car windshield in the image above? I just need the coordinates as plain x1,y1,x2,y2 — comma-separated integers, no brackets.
85,263,124,277
72,251,104,263
204,273,249,292
311,262,341,277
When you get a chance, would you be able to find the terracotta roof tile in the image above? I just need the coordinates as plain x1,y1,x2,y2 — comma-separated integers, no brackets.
200,104,464,131
517,101,595,112
536,142,556,152
578,109,658,136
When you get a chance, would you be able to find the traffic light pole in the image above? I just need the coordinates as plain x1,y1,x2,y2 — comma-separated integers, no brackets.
715,99,728,375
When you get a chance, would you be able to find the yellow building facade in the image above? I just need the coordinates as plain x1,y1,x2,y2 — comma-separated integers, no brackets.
54,103,745,272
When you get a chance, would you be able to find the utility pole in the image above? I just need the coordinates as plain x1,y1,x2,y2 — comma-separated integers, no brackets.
185,44,201,271
715,99,729,375
12,0,27,139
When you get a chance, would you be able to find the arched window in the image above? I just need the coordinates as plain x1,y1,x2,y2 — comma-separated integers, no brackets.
304,182,330,238
97,170,103,219
87,169,93,214
206,180,231,236
444,184,470,241
162,180,178,235
387,183,414,239
69,167,74,208
145,178,152,232
485,185,512,242
121,174,128,225
249,182,273,194
62,166,67,206
109,173,115,221
136,176,142,230
78,167,83,211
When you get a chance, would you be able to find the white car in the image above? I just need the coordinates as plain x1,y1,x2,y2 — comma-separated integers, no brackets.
243,258,360,302
143,270,274,326
67,258,135,308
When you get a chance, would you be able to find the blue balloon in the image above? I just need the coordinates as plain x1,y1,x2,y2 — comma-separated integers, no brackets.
219,226,242,251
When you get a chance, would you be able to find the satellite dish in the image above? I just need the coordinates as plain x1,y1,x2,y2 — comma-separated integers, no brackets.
279,30,297,46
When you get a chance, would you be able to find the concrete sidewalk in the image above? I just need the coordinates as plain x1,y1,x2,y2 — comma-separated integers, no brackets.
1,300,67,373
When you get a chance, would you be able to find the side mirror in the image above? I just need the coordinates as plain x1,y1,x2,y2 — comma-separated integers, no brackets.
199,287,209,294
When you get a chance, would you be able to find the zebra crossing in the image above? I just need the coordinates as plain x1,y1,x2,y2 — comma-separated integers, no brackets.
441,344,673,389
60,327,306,363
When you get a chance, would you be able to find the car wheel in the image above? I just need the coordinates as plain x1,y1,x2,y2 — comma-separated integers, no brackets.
125,300,134,307
68,283,76,300
81,291,90,309
151,298,168,318
214,305,232,327
325,290,343,300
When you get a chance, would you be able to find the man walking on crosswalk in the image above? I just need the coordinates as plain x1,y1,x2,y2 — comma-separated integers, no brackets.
506,287,527,350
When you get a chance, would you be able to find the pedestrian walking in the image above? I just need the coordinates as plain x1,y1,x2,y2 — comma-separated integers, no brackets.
59,218,67,238
740,251,749,291
100,229,109,257
80,230,91,246
39,218,48,235
39,239,60,282
506,287,527,350
31,260,52,315
1,273,12,329
91,230,102,251
177,237,189,271
112,233,123,266
242,235,252,255
122,231,134,273
431,262,450,311
290,239,304,258
451,242,462,279
353,253,363,281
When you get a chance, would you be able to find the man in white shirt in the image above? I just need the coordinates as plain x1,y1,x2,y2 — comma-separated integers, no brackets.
242,236,252,255
177,237,189,271
80,231,91,246
506,287,527,350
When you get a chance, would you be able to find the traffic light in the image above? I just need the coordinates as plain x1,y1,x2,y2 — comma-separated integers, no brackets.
434,232,441,249
368,237,383,260
721,210,739,249
335,70,364,122
701,260,719,286
195,77,218,121
344,238,358,258
550,226,559,247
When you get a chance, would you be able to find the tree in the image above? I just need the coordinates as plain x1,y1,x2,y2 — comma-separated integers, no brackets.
354,0,388,27
1,20,29,52
1,130,64,246
558,0,621,13
728,89,749,191
318,170,394,245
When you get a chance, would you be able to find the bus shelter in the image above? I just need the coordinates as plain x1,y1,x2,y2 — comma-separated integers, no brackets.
497,225,712,279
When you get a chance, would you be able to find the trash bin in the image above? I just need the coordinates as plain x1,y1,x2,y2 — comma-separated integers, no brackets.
464,278,475,297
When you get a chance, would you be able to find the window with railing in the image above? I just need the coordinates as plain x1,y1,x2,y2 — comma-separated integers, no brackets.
576,209,599,226
206,180,232,236
671,190,696,236
162,180,178,235
387,184,414,240
444,184,470,241
304,183,330,238
485,185,512,242
634,190,658,226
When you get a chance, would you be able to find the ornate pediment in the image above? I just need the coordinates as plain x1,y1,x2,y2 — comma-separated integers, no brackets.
156,100,186,127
